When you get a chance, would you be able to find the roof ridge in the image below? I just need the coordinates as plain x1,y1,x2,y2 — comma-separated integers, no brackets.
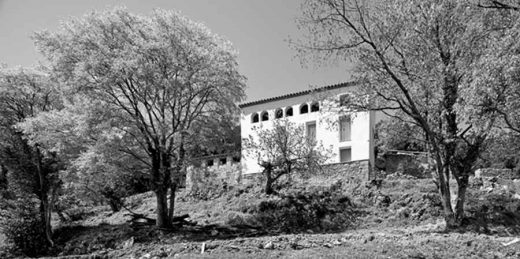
238,81,356,108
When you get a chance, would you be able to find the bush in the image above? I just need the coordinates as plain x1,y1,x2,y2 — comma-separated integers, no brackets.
2,200,50,257
251,185,357,233
188,178,230,200
55,194,96,222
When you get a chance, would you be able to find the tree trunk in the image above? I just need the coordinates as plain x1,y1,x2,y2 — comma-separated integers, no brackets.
168,137,184,224
155,186,170,228
453,178,468,225
108,199,122,212
151,148,173,228
0,164,7,190
437,170,457,229
168,184,176,222
264,166,274,195
39,195,53,247
35,147,53,247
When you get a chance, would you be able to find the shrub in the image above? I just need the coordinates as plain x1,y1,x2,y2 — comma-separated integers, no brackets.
251,185,357,233
2,200,50,257
188,177,230,200
55,194,96,222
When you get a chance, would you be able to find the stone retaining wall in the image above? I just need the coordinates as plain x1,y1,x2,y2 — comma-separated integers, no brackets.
186,160,371,192
185,162,241,193
376,151,431,179
475,168,520,180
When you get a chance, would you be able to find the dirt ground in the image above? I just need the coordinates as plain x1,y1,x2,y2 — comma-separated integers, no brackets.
5,175,520,258
48,221,520,259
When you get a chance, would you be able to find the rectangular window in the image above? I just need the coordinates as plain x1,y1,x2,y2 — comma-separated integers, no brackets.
340,148,352,163
339,116,351,142
306,121,316,143
207,159,214,167
219,157,227,165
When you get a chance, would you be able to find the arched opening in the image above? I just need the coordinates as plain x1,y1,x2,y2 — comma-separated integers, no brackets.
219,157,227,165
251,113,259,123
311,102,320,112
207,159,214,167
261,111,269,121
285,107,293,117
275,108,283,119
300,103,309,114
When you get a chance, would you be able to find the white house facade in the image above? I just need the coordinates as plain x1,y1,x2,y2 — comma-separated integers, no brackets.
239,82,377,175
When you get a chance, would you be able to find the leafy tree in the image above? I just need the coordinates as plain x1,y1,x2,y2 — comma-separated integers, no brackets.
375,114,426,153
243,120,331,194
479,132,520,173
464,3,520,135
477,0,520,10
295,0,514,228
21,98,150,213
0,66,62,247
33,8,245,227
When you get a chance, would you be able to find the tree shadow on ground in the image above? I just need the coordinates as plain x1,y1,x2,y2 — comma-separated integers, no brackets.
51,206,367,257
457,208,520,235
175,209,368,243
456,191,520,236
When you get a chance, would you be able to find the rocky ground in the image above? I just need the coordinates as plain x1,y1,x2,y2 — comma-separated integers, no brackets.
44,221,520,258
5,174,520,258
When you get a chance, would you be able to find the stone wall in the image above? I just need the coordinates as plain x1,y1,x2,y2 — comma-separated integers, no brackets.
321,160,370,181
294,160,371,188
185,157,241,194
186,159,370,192
376,151,431,179
475,168,520,180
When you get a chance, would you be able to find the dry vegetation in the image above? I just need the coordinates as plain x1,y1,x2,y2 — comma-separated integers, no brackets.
2,171,520,258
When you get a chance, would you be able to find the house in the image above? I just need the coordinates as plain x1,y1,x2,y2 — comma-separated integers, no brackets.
239,82,377,176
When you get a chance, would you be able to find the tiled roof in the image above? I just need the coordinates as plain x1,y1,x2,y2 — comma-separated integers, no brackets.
238,81,356,108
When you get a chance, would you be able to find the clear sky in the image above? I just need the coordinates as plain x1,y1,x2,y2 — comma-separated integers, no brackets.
0,0,352,102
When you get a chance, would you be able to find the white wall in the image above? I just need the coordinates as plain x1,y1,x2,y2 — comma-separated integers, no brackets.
240,86,373,175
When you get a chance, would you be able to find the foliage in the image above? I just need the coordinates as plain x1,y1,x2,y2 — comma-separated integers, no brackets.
295,0,519,228
243,119,331,194
250,185,356,233
31,7,246,227
186,167,235,201
0,66,62,247
20,99,150,212
479,132,520,172
375,115,426,153
1,199,50,257
476,0,520,11
464,3,520,134
54,194,96,222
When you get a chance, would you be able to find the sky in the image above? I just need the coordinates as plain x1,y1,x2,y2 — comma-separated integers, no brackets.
0,0,352,102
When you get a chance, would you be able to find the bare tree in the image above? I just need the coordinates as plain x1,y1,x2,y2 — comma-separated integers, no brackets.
244,120,331,194
294,0,512,228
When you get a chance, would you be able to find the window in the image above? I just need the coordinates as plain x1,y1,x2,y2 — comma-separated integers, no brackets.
275,108,283,119
339,94,351,106
232,156,241,163
306,121,317,143
219,157,227,165
300,103,309,114
340,148,352,163
339,116,351,142
285,107,293,117
261,111,269,121
251,113,259,123
311,102,320,112
207,159,214,167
